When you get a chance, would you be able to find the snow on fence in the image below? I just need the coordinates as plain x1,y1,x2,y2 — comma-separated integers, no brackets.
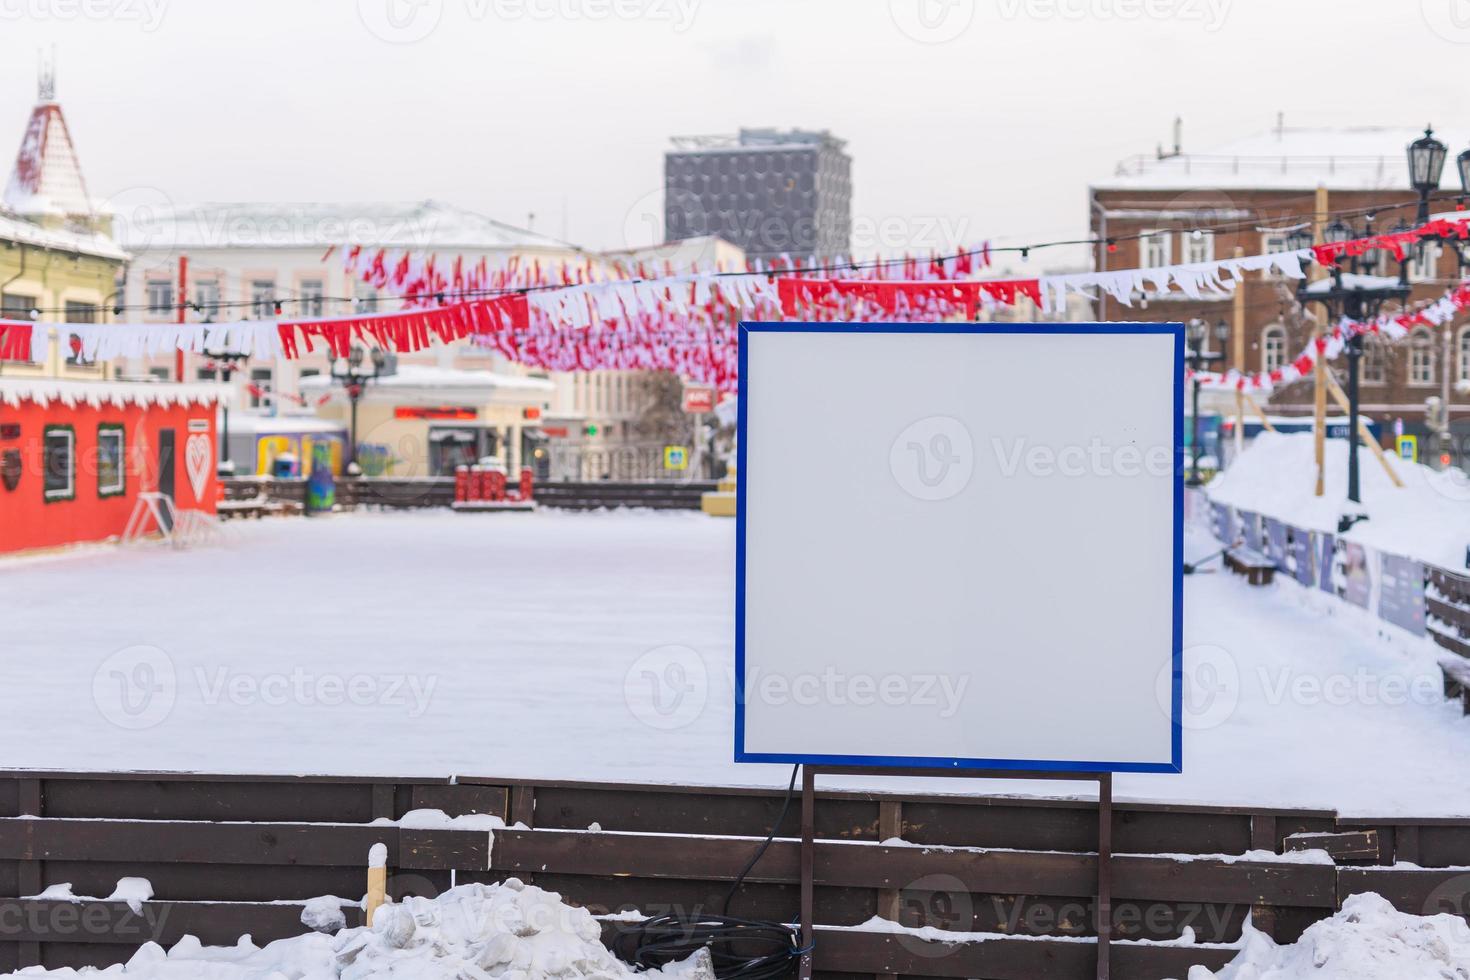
0,772,1467,978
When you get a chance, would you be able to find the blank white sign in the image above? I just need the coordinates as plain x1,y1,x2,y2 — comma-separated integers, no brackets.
735,323,1182,773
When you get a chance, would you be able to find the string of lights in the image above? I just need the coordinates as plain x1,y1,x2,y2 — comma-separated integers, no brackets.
10,193,1465,319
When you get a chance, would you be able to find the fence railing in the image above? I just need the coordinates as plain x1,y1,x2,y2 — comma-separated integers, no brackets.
219,478,718,512
1,771,1465,978
1188,487,1470,671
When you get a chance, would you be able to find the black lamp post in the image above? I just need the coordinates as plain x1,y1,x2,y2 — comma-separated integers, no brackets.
1297,216,1411,508
1409,127,1448,224
331,345,387,471
200,339,248,473
1186,317,1228,486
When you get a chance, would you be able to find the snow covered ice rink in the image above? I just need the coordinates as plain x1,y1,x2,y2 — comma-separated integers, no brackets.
2,508,1467,815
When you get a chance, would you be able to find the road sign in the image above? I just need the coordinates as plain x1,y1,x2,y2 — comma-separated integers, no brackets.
682,386,716,414
736,321,1182,773
1397,434,1418,462
664,445,689,470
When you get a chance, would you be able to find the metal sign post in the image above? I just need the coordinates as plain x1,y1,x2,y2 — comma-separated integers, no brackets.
797,766,1113,980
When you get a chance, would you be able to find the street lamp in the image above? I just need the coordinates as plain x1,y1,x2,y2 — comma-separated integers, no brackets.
1297,216,1410,509
1186,317,1228,486
200,341,248,474
331,345,387,472
1408,127,1448,223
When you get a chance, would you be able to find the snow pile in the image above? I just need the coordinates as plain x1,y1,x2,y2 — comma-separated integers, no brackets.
1207,431,1470,568
1184,892,1470,979
8,879,707,980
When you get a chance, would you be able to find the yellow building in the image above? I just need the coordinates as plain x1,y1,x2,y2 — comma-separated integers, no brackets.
300,364,555,477
1,70,127,379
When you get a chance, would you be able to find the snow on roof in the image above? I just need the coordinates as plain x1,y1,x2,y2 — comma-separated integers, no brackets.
0,376,227,410
299,363,554,397
1096,126,1469,192
219,411,345,435
115,199,585,254
0,209,127,261
2,100,98,219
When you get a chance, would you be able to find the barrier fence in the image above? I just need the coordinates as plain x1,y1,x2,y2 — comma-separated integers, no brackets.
1186,487,1470,672
1,771,1467,979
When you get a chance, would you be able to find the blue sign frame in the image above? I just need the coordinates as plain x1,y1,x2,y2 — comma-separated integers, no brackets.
734,320,1185,774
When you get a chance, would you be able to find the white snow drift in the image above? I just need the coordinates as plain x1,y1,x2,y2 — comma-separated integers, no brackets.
6,879,706,980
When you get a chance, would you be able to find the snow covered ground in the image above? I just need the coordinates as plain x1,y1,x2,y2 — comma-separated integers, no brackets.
2,508,1468,815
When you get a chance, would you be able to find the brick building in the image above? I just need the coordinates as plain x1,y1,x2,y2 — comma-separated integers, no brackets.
1090,124,1470,461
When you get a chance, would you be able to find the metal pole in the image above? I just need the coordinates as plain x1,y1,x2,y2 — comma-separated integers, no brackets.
349,390,359,469
1189,373,1202,486
1095,773,1112,980
798,767,815,980
1347,334,1363,504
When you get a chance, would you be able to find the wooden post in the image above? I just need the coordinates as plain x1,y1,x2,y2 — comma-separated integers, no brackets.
1231,245,1246,370
1243,393,1277,432
876,801,903,980
1095,774,1112,980
365,843,388,927
1324,372,1405,488
1234,388,1246,458
1312,185,1329,496
798,768,816,980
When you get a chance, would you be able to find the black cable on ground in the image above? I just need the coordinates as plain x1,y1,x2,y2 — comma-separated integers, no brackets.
615,764,805,980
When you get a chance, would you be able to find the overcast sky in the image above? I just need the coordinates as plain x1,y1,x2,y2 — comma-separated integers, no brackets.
2,0,1467,269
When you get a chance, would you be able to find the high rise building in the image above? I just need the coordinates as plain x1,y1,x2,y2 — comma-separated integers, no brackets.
664,128,851,263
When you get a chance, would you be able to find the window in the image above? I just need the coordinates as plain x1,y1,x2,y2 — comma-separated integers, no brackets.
1410,328,1437,385
300,279,325,318
197,366,218,381
146,279,174,316
97,424,125,497
1261,232,1288,255
63,302,100,365
249,367,273,408
353,281,380,313
148,366,171,381
42,426,75,501
1411,241,1441,283
195,280,221,321
1140,229,1172,268
1363,336,1386,383
1262,325,1286,373
64,302,98,323
1183,230,1214,265
1460,327,1470,383
298,368,320,379
250,280,276,319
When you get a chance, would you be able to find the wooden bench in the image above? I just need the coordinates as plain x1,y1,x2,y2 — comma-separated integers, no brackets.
1224,547,1276,586
1440,657,1470,715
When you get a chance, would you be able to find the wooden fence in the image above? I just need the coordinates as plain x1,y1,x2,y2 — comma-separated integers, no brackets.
1,771,1466,978
219,478,715,512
